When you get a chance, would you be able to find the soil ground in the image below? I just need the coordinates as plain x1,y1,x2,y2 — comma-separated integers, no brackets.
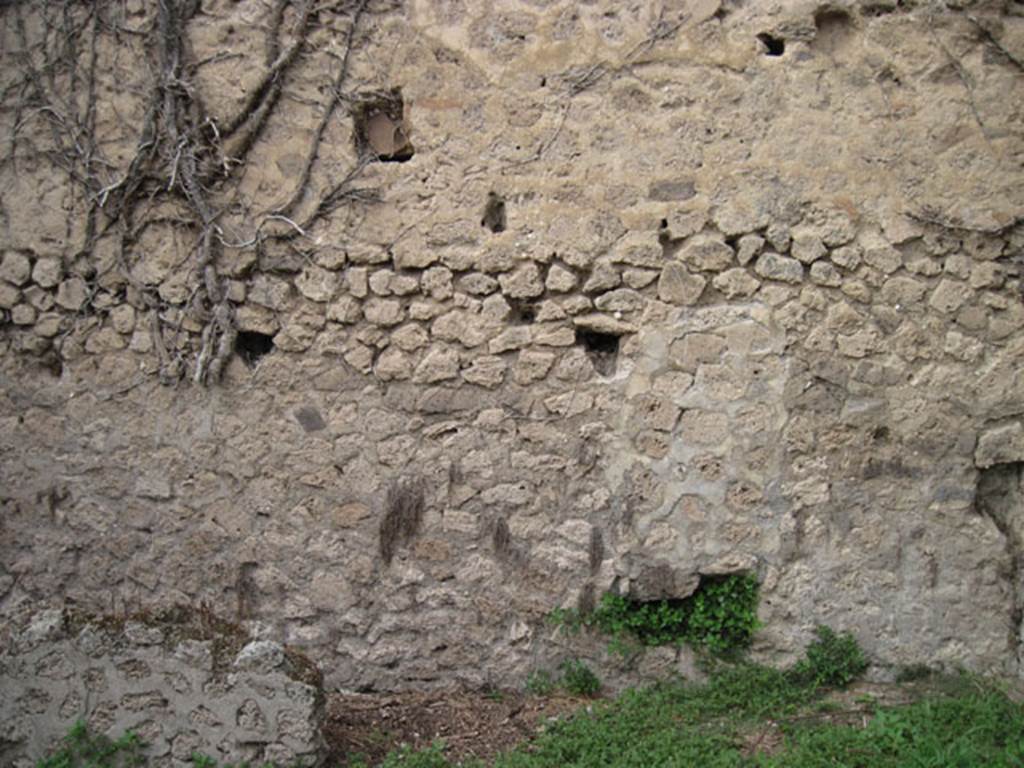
323,677,1024,766
325,688,586,766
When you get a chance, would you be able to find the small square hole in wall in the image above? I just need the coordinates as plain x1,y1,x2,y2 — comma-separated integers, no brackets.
353,88,414,162
235,331,274,366
576,328,620,376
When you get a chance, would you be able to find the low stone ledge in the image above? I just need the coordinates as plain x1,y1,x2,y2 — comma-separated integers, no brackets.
0,607,326,768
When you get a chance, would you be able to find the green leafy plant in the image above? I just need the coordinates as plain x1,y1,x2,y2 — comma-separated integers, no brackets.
789,625,868,689
525,669,556,696
895,662,935,682
36,721,145,768
681,574,760,654
570,573,762,657
545,606,585,634
379,740,453,768
558,658,601,697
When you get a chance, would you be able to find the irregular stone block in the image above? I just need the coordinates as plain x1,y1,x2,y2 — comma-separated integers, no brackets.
976,422,1024,468
0,251,32,286
754,252,803,284
713,268,760,298
55,278,88,311
498,263,544,299
31,257,62,288
679,235,734,272
658,263,706,305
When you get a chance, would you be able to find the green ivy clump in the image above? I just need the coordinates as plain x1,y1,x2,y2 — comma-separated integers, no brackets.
554,573,761,656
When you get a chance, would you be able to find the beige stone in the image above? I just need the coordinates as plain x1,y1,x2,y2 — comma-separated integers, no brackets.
862,245,902,274
594,288,644,312
0,283,19,309
368,269,393,296
413,346,459,383
790,228,826,264
375,347,413,381
512,349,555,384
583,260,620,293
31,257,62,288
809,262,842,287
296,266,339,302
363,298,403,327
622,268,658,289
11,303,36,325
110,304,136,334
85,326,127,353
611,233,662,268
976,422,1024,468
713,268,760,298
55,278,88,311
498,263,544,299
489,326,532,353
0,251,32,286
670,333,726,372
679,235,734,272
736,234,764,266
658,263,706,305
928,279,972,314
881,276,927,307
33,313,62,337
754,253,803,284
347,267,368,298
422,267,453,300
327,296,362,324
249,275,291,310
545,264,577,292
462,356,506,388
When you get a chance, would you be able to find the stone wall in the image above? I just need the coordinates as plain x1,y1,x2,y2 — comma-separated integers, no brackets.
0,609,325,767
1,0,1023,692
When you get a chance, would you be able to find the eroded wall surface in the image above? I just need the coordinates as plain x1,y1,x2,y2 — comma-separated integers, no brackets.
1,0,1024,690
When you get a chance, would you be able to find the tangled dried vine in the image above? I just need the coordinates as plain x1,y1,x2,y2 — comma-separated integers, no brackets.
2,0,381,385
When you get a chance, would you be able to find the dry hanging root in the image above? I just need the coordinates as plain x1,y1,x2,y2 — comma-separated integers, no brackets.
3,0,377,385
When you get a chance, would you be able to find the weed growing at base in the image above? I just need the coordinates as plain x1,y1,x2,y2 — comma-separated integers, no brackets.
35,720,144,767
558,659,601,697
525,659,601,698
789,625,867,688
35,721,302,768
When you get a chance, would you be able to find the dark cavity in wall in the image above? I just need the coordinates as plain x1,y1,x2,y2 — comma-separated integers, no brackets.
379,476,425,564
813,8,853,54
577,582,596,615
353,88,414,162
589,528,604,575
576,328,620,376
976,462,1024,656
235,331,274,366
481,192,507,233
757,32,786,56
508,299,536,324
492,517,512,559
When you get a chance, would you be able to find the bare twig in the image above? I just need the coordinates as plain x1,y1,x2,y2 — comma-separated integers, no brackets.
906,207,1024,236
967,15,1024,73
276,0,369,217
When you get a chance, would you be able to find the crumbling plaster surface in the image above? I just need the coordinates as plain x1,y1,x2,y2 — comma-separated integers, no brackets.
1,0,1024,693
